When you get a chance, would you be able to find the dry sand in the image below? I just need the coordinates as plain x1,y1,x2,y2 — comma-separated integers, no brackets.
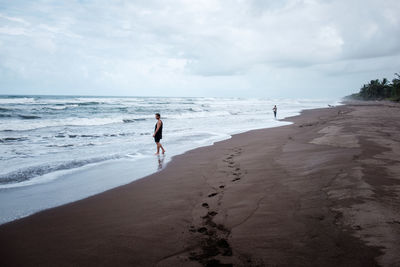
1,102,400,267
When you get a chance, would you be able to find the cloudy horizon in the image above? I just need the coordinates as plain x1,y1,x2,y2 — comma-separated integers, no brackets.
0,0,399,98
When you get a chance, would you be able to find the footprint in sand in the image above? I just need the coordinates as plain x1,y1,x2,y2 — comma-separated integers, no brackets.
208,211,218,217
197,227,208,233
208,192,218,197
217,238,232,256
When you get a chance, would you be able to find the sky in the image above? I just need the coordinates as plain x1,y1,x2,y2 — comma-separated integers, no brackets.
0,0,399,98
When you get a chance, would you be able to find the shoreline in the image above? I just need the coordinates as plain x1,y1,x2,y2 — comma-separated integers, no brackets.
0,102,311,225
1,102,400,266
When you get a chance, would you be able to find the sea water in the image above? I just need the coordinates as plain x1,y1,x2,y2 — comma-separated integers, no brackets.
0,95,340,224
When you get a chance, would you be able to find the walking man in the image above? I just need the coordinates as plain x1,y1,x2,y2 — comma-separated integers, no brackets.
153,113,165,155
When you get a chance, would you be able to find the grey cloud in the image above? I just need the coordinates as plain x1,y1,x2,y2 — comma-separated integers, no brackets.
0,0,399,97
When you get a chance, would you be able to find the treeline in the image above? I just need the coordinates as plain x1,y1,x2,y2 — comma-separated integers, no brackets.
348,73,400,101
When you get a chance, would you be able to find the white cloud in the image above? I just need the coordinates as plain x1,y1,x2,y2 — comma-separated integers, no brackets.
0,26,28,35
0,13,29,25
0,0,399,97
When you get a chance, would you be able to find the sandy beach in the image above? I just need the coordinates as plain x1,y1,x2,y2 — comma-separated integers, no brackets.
1,102,400,267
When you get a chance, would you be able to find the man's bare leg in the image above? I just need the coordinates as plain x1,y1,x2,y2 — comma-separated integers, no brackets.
160,143,165,154
155,143,160,155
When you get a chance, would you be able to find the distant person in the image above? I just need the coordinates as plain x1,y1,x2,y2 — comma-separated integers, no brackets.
153,113,165,155
272,105,277,119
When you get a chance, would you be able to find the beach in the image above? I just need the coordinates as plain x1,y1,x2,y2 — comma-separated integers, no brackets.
0,96,335,224
1,102,399,266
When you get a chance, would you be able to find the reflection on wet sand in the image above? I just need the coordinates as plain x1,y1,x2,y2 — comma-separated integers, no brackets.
157,155,165,170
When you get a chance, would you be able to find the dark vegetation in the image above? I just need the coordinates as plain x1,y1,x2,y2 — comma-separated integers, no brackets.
347,73,400,101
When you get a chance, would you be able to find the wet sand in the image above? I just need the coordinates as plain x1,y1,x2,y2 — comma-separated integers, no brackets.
1,102,400,266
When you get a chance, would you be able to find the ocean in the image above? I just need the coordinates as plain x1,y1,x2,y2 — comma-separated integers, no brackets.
0,95,340,224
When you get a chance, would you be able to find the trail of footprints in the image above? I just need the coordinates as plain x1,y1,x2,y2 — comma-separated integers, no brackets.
223,148,245,182
188,147,245,267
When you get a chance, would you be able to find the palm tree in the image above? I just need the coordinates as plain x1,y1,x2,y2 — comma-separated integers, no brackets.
351,72,400,101
392,73,400,100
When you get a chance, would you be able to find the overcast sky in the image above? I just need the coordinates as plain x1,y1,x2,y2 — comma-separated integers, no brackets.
0,0,399,98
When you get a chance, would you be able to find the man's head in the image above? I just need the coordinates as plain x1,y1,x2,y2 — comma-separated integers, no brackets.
155,113,161,119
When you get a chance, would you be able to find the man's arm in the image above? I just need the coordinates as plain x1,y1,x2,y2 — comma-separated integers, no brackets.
153,121,161,136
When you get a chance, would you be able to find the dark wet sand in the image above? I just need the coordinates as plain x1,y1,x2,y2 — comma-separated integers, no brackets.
1,102,400,267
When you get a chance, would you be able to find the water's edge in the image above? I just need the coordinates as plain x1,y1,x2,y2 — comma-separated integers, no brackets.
0,103,342,225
